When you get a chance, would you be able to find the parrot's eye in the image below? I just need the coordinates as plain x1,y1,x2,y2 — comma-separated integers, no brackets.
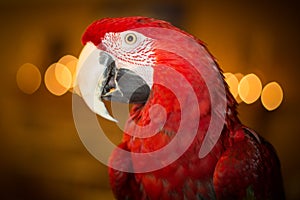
118,31,150,52
124,33,137,45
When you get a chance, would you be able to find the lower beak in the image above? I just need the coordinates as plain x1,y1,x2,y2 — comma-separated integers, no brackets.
101,67,150,104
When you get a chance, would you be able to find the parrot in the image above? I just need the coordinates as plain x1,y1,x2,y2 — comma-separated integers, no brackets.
75,16,285,200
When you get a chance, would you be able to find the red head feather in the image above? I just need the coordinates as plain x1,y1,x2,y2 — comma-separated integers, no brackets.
82,16,181,46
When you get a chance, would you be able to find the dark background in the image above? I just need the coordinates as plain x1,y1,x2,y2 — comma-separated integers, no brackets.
0,0,299,199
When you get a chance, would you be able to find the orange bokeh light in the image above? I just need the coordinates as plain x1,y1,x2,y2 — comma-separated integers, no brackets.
238,73,262,104
261,82,283,111
224,72,239,98
44,63,72,96
16,63,41,94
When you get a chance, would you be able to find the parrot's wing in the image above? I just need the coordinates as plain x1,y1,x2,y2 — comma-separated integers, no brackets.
213,128,285,199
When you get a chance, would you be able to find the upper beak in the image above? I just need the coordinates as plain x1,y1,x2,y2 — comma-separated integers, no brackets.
75,42,151,122
75,42,117,122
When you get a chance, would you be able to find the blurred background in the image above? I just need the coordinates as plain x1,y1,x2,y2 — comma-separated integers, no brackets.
1,0,299,199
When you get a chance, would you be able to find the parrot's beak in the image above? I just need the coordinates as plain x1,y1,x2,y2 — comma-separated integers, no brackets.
75,42,150,122
75,42,117,122
101,66,150,104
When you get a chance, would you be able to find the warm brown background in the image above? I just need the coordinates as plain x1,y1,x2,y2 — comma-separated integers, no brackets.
1,0,299,199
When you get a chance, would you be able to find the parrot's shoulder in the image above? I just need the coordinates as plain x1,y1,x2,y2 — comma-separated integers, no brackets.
213,127,284,199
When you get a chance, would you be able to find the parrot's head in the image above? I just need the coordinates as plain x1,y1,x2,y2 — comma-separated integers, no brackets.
80,17,160,104
75,16,236,124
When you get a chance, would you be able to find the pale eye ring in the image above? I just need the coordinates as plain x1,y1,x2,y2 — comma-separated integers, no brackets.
124,33,137,45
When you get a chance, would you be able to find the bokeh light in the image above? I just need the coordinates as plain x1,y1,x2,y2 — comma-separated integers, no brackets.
58,55,77,66
65,59,78,87
233,73,244,103
261,82,283,111
224,72,239,98
44,63,72,96
16,63,41,94
54,63,73,89
238,73,262,104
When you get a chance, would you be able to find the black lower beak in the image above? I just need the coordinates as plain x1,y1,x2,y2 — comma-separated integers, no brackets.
99,53,150,104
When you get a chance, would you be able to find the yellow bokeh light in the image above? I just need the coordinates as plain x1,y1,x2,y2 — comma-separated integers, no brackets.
58,55,79,94
261,82,283,111
224,72,239,98
58,55,77,66
44,63,72,96
16,63,41,94
238,73,262,104
54,63,73,89
234,73,244,103
65,60,77,75
65,60,78,87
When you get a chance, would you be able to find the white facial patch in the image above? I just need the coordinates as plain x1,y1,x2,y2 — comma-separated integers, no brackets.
101,31,156,88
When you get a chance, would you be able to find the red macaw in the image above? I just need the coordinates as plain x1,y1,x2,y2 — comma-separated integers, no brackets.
76,16,285,200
